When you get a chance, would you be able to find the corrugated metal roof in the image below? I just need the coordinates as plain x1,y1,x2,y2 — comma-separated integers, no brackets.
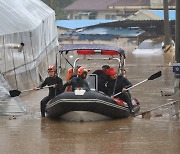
0,0,54,35
127,10,162,20
56,20,117,29
64,0,119,11
64,0,152,11
64,0,175,11
78,35,115,40
79,27,145,37
127,10,175,21
151,10,175,20
111,0,150,6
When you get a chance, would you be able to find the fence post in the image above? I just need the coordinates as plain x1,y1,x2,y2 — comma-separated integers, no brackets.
168,103,173,119
174,101,179,119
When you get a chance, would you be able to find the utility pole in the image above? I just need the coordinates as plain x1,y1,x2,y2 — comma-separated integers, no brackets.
173,0,180,93
176,0,180,63
163,0,171,45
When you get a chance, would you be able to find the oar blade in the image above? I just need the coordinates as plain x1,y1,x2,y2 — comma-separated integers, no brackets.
148,71,161,80
9,90,21,97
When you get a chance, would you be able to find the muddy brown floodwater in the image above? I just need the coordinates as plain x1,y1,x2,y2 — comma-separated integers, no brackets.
0,47,179,154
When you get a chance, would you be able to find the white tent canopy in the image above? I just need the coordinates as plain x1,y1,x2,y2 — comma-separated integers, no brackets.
0,0,58,90
0,0,53,35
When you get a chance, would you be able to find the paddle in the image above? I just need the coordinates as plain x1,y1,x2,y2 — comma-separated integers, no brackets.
113,71,162,97
9,85,53,97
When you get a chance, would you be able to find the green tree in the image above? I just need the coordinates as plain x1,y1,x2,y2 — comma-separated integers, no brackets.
42,0,77,19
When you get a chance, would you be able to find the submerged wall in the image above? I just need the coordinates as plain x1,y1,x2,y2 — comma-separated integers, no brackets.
0,0,58,90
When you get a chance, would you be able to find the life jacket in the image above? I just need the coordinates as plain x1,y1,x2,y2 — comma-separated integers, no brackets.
66,68,73,81
113,98,127,107
65,68,73,91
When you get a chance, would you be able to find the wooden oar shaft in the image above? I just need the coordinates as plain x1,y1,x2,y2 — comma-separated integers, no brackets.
126,79,148,90
9,85,54,97
21,85,52,92
113,71,161,97
21,88,39,93
113,79,148,97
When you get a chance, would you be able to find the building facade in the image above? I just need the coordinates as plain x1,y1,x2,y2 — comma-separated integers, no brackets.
64,0,175,20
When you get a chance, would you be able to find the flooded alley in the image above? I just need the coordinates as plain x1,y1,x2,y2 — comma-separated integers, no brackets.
0,47,179,154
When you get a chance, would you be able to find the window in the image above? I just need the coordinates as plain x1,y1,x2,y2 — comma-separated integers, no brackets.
105,14,117,20
75,15,81,19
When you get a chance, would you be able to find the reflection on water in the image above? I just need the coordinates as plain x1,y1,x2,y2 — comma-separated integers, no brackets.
0,48,179,154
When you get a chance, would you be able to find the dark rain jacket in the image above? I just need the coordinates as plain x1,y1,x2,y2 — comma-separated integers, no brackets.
92,70,108,93
39,76,63,97
63,76,90,91
107,75,132,97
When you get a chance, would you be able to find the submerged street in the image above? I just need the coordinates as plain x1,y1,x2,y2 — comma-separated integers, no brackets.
0,47,179,154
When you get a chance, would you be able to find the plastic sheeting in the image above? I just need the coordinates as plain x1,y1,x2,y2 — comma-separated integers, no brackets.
0,0,58,89
0,0,54,35
56,20,117,30
79,34,115,40
78,27,145,37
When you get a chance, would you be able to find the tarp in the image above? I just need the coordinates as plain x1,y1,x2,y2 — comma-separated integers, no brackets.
79,27,145,36
151,10,175,20
56,20,117,29
0,0,54,35
0,0,58,89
